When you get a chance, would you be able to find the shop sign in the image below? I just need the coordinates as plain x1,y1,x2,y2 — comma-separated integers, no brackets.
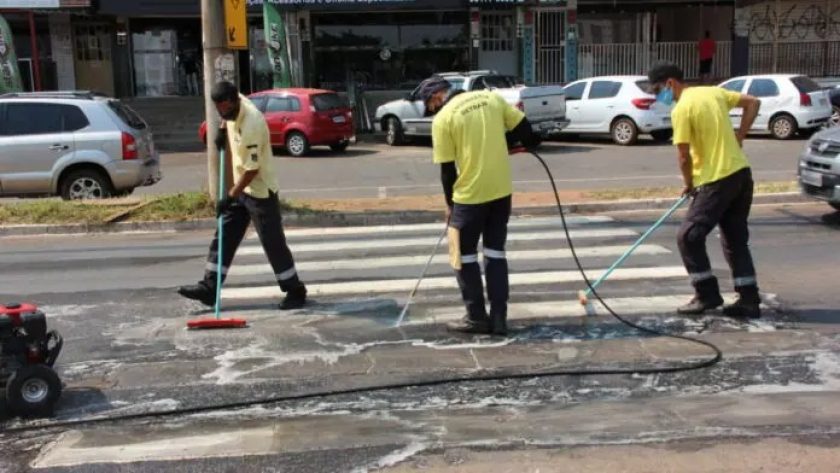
0,0,58,7
225,0,248,50
0,14,22,94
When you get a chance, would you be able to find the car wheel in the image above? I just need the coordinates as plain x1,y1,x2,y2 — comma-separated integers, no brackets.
770,114,797,140
285,132,310,157
650,129,673,143
831,106,840,127
329,140,350,152
611,118,639,146
6,364,62,417
831,202,840,212
60,168,113,200
385,117,405,146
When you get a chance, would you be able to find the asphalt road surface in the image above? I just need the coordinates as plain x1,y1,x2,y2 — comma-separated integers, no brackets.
140,136,806,200
1,202,838,472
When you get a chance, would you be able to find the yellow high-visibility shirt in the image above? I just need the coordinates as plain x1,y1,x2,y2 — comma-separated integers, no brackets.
671,87,750,187
225,95,278,198
432,91,525,205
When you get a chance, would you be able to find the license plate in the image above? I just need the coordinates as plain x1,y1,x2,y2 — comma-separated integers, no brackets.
820,99,828,106
332,116,346,124
539,122,555,130
801,169,824,187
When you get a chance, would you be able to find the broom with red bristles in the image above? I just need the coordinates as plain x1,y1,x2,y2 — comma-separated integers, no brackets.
187,148,247,330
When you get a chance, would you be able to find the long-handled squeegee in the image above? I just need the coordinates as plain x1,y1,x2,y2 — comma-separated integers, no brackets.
187,148,247,330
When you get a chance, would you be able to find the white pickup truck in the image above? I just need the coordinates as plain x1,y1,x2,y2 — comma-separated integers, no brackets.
374,71,569,146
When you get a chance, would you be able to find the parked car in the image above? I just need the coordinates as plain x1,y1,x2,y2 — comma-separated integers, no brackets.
560,75,673,146
719,74,832,140
798,127,840,211
200,88,354,157
374,71,569,146
0,91,161,200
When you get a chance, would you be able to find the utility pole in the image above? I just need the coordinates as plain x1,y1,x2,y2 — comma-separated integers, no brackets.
201,0,227,199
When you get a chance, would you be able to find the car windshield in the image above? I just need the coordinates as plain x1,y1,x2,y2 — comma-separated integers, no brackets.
108,100,147,130
480,75,515,89
311,93,346,111
445,78,465,91
791,76,822,93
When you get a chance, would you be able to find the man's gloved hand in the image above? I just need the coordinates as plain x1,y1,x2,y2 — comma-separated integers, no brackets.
215,195,235,217
214,126,227,152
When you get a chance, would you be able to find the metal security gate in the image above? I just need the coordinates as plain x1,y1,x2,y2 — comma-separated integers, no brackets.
536,9,566,84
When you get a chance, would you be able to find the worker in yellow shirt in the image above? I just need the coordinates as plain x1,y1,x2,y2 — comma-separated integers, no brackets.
419,76,540,335
647,63,762,318
179,81,307,310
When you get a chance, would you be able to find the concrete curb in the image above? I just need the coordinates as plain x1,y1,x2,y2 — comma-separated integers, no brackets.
0,192,808,237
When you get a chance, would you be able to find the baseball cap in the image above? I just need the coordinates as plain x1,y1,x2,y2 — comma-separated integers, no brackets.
416,76,452,102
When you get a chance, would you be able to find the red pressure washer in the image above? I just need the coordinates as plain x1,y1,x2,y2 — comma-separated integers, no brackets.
0,303,63,416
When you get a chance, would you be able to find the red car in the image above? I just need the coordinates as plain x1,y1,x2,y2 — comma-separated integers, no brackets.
199,88,354,157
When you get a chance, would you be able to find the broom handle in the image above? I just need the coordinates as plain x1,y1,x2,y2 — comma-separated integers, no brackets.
215,147,225,320
583,194,688,298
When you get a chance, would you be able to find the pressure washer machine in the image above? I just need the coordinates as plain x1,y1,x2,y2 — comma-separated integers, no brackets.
0,303,63,416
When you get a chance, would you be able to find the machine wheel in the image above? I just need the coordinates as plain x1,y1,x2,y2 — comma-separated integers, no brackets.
59,168,113,200
329,140,350,152
650,129,673,143
285,132,310,157
6,364,62,417
611,117,639,146
384,117,405,146
770,114,797,140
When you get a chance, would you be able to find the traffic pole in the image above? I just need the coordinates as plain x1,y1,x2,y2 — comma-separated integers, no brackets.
201,0,228,199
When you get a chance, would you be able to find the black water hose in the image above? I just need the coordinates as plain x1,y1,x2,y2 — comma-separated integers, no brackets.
3,150,721,434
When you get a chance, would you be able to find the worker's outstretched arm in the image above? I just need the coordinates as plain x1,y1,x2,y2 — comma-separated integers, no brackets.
440,162,457,208
509,117,541,150
736,94,761,147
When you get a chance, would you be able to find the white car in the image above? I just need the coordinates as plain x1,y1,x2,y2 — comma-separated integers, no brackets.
374,71,568,146
719,74,832,140
560,75,673,146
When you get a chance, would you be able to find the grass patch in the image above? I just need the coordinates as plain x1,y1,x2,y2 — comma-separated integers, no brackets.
585,181,798,201
0,192,314,225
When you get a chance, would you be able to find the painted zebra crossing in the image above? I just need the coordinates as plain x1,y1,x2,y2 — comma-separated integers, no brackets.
217,215,699,322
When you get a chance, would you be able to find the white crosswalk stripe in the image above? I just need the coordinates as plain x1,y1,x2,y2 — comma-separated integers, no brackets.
235,228,638,256
227,245,672,276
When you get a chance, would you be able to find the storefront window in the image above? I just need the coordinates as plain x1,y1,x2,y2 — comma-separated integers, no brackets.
131,19,201,97
313,11,469,91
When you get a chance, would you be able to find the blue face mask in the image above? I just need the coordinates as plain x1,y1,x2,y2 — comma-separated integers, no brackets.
656,87,674,106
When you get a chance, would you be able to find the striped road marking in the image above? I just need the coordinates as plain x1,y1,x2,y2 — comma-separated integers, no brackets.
271,215,615,239
410,294,705,324
235,228,639,257
221,266,687,300
227,244,672,277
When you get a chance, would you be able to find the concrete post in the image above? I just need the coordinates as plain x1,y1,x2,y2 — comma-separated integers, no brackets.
201,0,228,199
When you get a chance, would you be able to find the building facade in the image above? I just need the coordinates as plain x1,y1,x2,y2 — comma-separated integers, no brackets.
3,0,779,99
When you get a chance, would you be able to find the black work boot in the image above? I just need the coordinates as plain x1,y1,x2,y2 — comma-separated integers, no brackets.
447,314,491,335
723,286,761,319
677,278,724,315
490,305,508,336
279,285,307,310
178,281,216,307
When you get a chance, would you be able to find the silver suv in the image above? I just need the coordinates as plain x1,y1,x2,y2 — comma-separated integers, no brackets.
0,91,161,200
